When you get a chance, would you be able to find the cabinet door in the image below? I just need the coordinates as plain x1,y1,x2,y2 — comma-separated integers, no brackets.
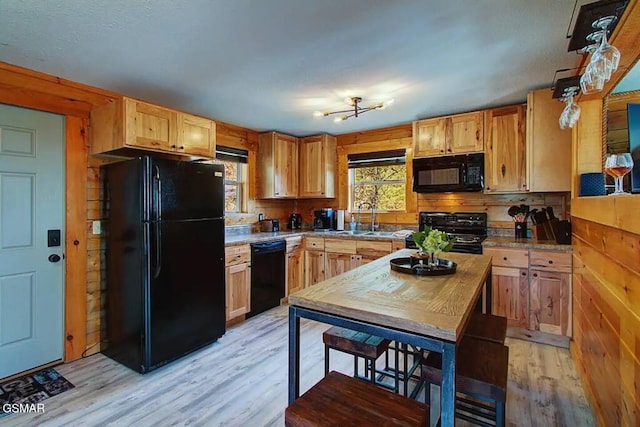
275,133,299,197
526,89,571,192
304,250,325,287
286,249,305,295
413,118,447,157
491,266,529,328
125,98,176,151
450,112,483,154
225,262,251,321
530,269,572,337
299,135,336,198
325,253,359,279
484,105,527,193
176,113,215,157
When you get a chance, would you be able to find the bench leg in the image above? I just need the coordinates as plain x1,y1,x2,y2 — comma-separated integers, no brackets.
496,400,505,427
324,345,329,376
394,343,400,393
354,355,359,378
370,357,376,383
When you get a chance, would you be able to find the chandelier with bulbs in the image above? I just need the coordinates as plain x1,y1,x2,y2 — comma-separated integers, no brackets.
313,97,394,123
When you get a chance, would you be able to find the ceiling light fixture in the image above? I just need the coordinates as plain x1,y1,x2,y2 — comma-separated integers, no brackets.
313,97,394,123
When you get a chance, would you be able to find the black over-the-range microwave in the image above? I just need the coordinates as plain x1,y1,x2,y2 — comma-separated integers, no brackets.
412,153,484,193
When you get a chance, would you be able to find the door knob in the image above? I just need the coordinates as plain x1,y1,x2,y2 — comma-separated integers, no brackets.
48,254,61,263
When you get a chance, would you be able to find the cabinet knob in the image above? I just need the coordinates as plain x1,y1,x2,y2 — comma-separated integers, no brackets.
440,149,444,153
548,260,553,264
171,145,176,149
533,273,538,278
503,257,507,261
521,271,526,276
447,148,451,152
501,164,506,177
179,146,184,150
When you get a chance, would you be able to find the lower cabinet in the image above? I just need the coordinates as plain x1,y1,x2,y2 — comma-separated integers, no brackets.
325,253,360,279
305,250,325,287
529,269,572,336
491,266,529,328
225,244,251,321
225,261,251,321
286,248,305,295
484,245,573,344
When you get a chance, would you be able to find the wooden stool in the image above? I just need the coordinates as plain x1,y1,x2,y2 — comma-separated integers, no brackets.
285,371,429,427
422,336,509,427
464,312,508,344
323,326,399,392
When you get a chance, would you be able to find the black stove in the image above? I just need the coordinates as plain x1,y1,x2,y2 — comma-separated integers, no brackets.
406,212,487,254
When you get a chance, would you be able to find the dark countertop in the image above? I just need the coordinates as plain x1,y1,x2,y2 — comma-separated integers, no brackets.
482,236,572,252
224,230,409,247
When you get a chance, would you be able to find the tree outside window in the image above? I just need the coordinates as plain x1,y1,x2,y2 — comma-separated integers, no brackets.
348,150,406,211
223,161,242,212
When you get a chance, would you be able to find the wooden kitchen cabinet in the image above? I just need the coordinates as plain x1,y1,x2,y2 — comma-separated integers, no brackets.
286,248,304,295
526,89,571,192
325,253,360,279
176,112,216,157
304,250,325,287
491,266,529,328
484,104,527,193
257,132,299,198
225,245,251,321
412,111,483,157
90,97,216,158
529,269,571,336
299,134,336,198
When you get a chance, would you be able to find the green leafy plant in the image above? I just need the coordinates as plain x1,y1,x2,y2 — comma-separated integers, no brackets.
412,226,453,256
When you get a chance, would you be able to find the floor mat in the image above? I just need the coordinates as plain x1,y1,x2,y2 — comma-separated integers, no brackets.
0,368,74,418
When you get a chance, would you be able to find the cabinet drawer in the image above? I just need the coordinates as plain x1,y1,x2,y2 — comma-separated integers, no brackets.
356,240,392,256
286,236,303,253
529,250,572,273
225,245,250,266
484,247,529,268
304,237,325,251
325,238,357,254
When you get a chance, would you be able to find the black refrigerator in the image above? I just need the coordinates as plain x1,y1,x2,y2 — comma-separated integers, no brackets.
102,156,226,373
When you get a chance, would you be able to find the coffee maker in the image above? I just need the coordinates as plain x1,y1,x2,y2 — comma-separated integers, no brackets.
313,208,335,231
288,213,302,230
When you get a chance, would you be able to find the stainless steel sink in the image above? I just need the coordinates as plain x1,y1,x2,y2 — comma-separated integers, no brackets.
333,230,395,237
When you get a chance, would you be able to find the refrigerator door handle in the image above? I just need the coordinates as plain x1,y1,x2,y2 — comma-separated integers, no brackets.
153,166,162,279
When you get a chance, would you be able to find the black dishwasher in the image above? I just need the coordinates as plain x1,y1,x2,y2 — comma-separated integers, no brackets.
248,240,286,318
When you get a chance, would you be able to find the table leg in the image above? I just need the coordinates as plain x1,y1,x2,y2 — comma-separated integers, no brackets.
288,306,300,404
441,341,456,427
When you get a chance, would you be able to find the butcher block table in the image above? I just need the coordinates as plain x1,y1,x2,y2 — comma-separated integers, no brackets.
287,249,492,427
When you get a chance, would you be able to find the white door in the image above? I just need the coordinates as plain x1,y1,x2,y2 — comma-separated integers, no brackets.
0,104,65,378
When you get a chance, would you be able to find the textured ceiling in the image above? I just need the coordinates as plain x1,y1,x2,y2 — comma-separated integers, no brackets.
0,0,597,136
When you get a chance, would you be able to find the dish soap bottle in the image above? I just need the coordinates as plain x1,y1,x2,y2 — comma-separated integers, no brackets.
349,216,357,231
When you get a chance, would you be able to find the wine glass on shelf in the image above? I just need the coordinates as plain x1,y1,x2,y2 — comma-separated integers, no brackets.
592,16,621,78
604,153,634,195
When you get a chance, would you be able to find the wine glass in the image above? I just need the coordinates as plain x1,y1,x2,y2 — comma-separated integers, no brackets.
592,17,621,78
605,153,634,195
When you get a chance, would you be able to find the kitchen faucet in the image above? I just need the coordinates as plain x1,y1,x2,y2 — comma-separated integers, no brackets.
357,202,376,231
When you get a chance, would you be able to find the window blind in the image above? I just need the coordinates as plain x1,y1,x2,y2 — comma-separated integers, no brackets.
215,145,248,163
347,149,406,168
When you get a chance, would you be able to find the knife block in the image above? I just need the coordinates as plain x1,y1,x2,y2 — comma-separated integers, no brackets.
531,223,552,240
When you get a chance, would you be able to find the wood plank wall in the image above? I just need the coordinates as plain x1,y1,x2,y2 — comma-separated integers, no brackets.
571,218,640,425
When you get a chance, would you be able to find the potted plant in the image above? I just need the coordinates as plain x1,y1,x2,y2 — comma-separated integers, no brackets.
411,227,453,268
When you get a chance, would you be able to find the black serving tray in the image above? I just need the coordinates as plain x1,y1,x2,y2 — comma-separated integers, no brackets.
390,257,457,276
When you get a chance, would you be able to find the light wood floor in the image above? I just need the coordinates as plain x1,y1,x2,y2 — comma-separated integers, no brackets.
3,305,595,426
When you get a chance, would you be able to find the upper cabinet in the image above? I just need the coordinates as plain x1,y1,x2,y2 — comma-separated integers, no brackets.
91,97,215,158
484,104,527,193
526,89,571,192
413,111,483,157
299,134,337,198
257,132,299,198
257,132,336,199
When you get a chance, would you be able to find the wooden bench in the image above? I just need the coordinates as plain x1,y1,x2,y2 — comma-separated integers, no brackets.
464,312,508,344
422,336,509,427
285,371,430,427
323,326,399,391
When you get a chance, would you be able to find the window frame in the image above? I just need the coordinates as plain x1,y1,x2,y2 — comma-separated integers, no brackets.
348,164,407,213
